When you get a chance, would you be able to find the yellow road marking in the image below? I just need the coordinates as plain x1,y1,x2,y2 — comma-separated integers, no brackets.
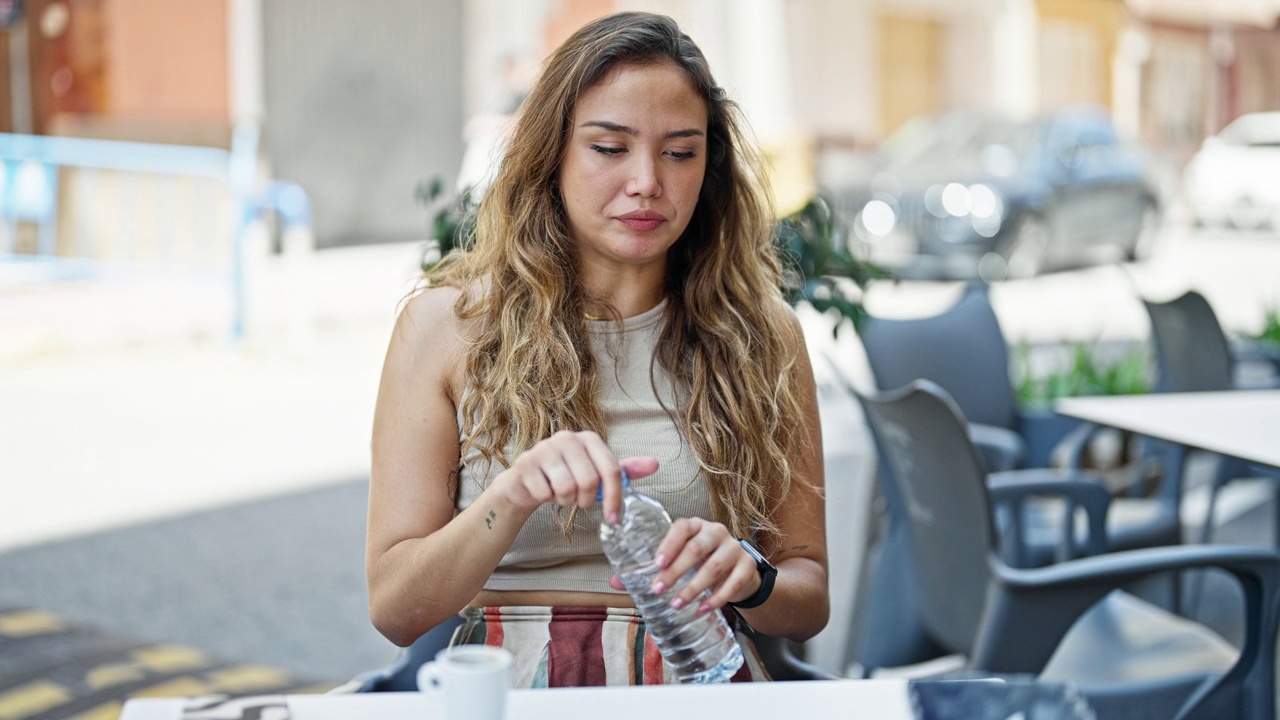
0,610,67,637
207,665,292,692
86,661,147,690
0,680,71,720
66,701,124,720
132,646,210,673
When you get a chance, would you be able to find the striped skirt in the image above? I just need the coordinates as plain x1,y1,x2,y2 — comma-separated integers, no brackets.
450,606,772,687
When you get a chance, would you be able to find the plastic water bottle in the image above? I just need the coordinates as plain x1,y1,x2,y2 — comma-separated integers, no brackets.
599,470,744,683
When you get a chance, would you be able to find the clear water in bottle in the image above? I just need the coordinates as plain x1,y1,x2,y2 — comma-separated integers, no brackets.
599,471,744,683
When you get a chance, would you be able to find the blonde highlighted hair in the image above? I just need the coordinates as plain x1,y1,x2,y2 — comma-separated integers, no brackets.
425,12,808,544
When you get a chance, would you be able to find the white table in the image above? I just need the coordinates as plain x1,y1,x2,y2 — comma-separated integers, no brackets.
120,680,915,720
1055,390,1280,469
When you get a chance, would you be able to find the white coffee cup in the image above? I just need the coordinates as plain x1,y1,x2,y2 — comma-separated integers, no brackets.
417,645,514,720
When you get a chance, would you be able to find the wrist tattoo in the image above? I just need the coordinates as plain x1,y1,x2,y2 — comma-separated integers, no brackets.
485,510,497,529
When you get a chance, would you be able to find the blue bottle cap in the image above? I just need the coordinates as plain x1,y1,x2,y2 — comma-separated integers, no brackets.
595,468,630,503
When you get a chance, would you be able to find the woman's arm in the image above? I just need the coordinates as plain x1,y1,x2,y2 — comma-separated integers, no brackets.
640,309,829,641
736,312,828,639
366,287,521,645
366,289,650,646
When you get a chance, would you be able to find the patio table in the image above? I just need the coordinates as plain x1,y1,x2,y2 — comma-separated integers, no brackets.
119,676,1095,720
1055,390,1280,469
120,680,915,720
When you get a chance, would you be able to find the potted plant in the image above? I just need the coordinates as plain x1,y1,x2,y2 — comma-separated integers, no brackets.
1014,340,1153,480
775,194,884,336
1233,306,1280,375
418,177,475,271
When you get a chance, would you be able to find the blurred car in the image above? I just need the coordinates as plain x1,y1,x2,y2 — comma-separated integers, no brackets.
838,107,1161,281
1183,111,1280,230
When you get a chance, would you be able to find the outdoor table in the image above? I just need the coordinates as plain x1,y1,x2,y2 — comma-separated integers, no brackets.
118,677,1094,720
120,680,914,720
1055,390,1280,469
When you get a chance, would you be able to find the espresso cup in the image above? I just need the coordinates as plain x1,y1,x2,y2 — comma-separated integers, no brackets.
417,645,514,720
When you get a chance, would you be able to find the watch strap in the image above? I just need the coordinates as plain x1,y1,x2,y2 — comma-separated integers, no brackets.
728,539,777,609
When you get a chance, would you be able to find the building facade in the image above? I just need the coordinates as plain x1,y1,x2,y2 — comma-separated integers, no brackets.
3,0,1276,249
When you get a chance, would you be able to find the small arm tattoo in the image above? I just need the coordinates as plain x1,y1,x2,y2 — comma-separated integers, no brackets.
790,544,809,552
485,510,497,529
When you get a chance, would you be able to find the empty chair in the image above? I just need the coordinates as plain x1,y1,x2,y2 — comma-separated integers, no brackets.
1144,290,1234,394
1142,290,1280,546
858,283,1182,556
847,285,1182,673
856,380,1280,720
858,282,1032,472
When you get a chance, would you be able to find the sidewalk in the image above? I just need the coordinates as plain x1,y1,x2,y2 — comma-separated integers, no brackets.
0,241,426,551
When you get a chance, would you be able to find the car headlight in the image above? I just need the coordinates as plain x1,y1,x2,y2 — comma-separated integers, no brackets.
941,183,971,217
968,184,1004,238
859,199,897,236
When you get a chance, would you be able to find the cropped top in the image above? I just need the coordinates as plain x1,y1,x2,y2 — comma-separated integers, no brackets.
454,300,712,593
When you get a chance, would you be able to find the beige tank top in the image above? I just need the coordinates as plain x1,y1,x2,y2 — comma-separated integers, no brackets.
454,300,712,593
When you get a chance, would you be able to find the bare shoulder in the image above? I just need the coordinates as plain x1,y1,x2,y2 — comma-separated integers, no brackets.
389,285,478,397
399,284,460,333
401,282,488,342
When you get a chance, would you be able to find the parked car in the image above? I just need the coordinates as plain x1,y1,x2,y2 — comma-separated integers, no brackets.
836,107,1161,281
1183,111,1280,230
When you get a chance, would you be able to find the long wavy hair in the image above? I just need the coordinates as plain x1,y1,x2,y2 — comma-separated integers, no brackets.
425,11,809,543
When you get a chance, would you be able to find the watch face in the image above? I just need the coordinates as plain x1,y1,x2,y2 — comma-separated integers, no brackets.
738,539,771,570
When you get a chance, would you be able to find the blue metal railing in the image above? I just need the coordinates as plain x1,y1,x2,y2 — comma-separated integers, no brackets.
0,125,311,343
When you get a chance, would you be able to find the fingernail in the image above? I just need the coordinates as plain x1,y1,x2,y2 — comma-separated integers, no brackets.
697,602,711,616
651,580,667,594
607,511,619,524
670,597,685,609
654,554,667,568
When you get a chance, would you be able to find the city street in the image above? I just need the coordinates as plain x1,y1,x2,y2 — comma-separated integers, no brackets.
0,2,1276,717
1,218,1277,683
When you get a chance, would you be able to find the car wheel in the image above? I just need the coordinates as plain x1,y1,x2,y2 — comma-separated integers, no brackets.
1128,203,1160,262
1004,214,1048,279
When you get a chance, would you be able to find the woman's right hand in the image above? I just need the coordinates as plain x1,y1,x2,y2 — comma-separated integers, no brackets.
494,430,658,523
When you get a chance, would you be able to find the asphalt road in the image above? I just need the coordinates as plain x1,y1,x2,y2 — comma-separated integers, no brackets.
0,479,392,685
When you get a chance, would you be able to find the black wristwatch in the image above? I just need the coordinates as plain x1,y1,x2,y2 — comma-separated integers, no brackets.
729,539,777,609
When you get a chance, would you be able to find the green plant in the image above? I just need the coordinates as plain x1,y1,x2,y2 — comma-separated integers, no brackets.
417,177,475,271
1250,307,1280,345
775,195,884,337
1014,340,1152,409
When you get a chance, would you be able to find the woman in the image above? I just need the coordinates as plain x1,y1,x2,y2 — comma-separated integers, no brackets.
367,11,827,687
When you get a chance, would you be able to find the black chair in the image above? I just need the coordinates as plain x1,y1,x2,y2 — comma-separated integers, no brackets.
859,282,1041,472
858,284,1183,555
1142,289,1280,547
745,628,839,681
856,380,1280,720
345,615,464,692
846,285,1182,673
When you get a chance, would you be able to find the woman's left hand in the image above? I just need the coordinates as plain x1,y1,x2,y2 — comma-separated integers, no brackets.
609,517,760,615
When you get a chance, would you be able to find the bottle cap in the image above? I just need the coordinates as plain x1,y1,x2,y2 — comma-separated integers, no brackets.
595,467,630,503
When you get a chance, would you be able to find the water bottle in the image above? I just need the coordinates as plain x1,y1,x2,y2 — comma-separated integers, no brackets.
599,470,744,683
